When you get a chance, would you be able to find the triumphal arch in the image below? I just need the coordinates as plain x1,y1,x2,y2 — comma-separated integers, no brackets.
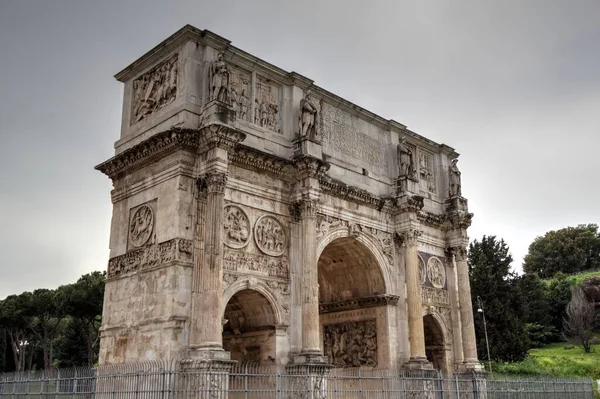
96,25,482,373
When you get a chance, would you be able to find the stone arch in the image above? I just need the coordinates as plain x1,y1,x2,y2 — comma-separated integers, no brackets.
222,278,285,327
422,308,450,371
317,226,393,295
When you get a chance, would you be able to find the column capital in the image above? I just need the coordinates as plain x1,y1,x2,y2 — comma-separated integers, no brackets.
198,172,227,194
447,245,468,262
395,228,422,247
290,196,318,221
293,155,330,180
198,123,246,154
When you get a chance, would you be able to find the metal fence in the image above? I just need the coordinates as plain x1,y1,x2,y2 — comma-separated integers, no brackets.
0,361,594,398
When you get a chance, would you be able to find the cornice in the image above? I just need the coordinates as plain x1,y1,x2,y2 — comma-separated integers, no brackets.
229,144,293,180
319,295,399,314
293,155,330,180
319,176,388,211
417,211,446,228
95,128,198,181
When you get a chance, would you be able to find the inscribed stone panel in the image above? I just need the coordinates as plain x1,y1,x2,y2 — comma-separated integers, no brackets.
321,102,388,170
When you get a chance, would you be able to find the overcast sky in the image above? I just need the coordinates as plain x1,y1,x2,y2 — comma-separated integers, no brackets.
1,1,599,299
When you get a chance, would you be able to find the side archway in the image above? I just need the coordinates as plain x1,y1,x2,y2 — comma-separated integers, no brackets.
422,309,450,371
222,279,285,326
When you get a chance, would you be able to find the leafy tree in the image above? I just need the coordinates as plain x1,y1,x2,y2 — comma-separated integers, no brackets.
54,318,89,368
563,285,596,352
0,293,34,371
523,224,600,278
0,326,6,372
63,271,105,366
27,287,69,371
515,273,557,346
544,272,573,339
469,236,530,362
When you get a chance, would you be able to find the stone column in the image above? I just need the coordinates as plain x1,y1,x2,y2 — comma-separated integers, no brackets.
299,197,321,355
446,250,464,366
451,245,482,370
190,172,227,350
401,228,429,365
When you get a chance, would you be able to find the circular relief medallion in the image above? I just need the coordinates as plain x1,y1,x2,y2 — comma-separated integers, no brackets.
418,255,426,285
223,205,251,249
427,256,446,289
254,215,286,256
129,205,154,247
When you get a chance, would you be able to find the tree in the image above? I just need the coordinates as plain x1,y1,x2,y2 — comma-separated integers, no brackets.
523,224,600,278
544,272,573,339
63,271,105,366
0,293,34,371
563,285,596,352
469,236,530,362
515,273,557,346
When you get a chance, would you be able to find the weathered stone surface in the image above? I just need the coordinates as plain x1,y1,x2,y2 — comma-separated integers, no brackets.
97,25,481,372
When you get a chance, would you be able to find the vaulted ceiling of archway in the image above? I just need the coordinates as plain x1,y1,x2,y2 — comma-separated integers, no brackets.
318,237,385,304
224,289,276,333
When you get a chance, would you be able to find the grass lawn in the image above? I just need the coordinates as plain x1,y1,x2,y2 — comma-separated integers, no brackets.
494,342,600,379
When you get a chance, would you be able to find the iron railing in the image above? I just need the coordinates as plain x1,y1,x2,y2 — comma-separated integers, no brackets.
0,360,594,398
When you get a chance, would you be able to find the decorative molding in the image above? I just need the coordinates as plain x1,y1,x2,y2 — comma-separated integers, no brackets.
223,248,289,279
319,295,399,314
293,155,330,180
230,145,293,179
396,195,424,214
417,211,446,228
421,287,450,307
107,238,193,278
254,215,286,257
95,128,198,181
197,123,246,153
396,229,422,247
204,172,227,193
223,205,251,249
323,319,378,367
319,176,388,211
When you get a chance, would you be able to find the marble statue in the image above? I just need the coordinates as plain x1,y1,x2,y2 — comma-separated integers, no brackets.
299,90,317,139
210,52,230,102
449,158,461,197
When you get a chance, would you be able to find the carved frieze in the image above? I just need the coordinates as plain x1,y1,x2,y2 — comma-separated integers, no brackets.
427,256,446,289
128,203,155,249
319,295,399,314
421,287,450,307
254,215,286,256
131,54,178,124
321,102,388,170
107,238,193,278
228,65,251,122
319,176,388,211
323,320,378,367
254,76,281,133
223,248,289,279
223,205,251,249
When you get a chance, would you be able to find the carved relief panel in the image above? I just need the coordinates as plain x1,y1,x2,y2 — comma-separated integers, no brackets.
131,54,178,124
229,65,252,122
427,256,446,289
128,200,156,250
254,76,282,133
323,320,378,367
254,215,286,257
223,205,252,249
418,255,426,285
418,150,436,193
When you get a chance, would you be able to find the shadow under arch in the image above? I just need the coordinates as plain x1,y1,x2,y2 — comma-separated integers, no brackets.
317,226,394,296
422,309,450,371
222,279,285,327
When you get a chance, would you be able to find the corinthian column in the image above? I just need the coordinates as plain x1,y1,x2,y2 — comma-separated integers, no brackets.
190,172,227,350
299,197,321,355
401,229,428,365
450,245,482,370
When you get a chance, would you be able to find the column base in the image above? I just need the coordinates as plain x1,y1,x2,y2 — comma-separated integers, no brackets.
184,347,233,362
457,360,485,373
404,357,434,370
180,349,236,398
289,352,329,366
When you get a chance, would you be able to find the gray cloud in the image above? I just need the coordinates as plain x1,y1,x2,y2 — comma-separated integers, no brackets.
1,0,599,297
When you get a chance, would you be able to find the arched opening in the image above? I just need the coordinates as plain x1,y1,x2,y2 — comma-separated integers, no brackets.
423,315,447,371
222,289,277,364
318,237,388,367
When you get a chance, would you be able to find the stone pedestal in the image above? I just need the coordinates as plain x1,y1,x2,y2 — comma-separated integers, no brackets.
287,355,332,399
180,350,235,399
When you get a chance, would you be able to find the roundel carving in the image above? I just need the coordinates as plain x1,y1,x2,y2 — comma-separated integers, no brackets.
129,205,154,248
223,205,251,249
418,255,426,285
254,215,286,256
427,256,446,289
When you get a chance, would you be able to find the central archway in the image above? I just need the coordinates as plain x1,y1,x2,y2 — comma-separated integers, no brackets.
222,289,277,364
318,236,393,368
